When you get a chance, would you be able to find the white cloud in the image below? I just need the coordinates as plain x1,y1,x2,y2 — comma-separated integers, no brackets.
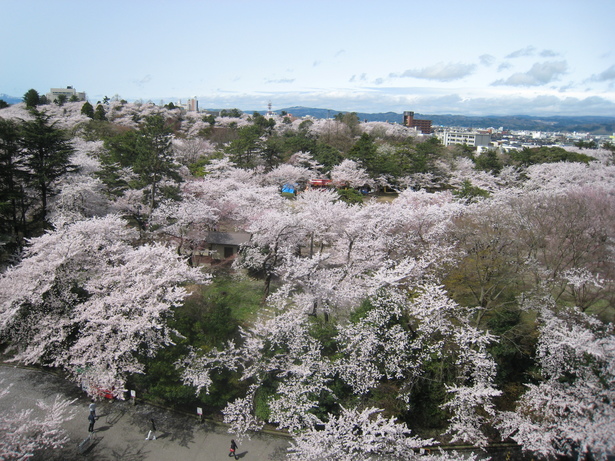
492,61,568,86
590,64,615,82
191,88,615,117
134,74,152,87
480,54,496,66
390,62,476,82
505,46,536,58
540,49,559,57
265,78,296,84
349,73,368,83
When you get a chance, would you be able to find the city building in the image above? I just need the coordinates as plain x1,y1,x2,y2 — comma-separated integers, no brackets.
403,111,432,134
176,98,199,112
436,129,492,148
46,86,86,102
186,98,198,112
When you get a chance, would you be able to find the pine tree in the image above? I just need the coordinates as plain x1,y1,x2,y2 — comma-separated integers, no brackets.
20,109,75,226
94,104,107,121
81,101,94,119
22,89,40,108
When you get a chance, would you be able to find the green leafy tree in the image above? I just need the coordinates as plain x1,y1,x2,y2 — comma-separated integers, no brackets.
384,138,436,178
225,124,264,169
510,146,594,167
23,89,40,108
19,109,75,225
0,118,28,256
202,114,216,127
94,104,107,121
335,111,361,136
573,139,597,149
0,99,9,109
251,111,275,132
260,135,285,171
136,114,182,209
397,136,446,180
81,101,94,119
312,142,343,173
453,179,490,202
102,114,181,209
474,149,503,174
55,94,68,106
347,133,378,175
220,108,243,118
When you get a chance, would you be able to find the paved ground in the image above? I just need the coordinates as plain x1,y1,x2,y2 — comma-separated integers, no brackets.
0,364,290,461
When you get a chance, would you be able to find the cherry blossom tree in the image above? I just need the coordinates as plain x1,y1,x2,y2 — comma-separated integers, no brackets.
148,197,219,264
260,163,314,189
334,285,501,447
182,283,500,448
287,151,324,173
0,215,207,395
48,140,110,224
522,161,615,193
221,385,265,442
497,301,615,460
0,381,76,461
172,137,217,165
329,159,373,188
287,406,433,461
287,406,480,461
505,187,615,311
181,300,334,438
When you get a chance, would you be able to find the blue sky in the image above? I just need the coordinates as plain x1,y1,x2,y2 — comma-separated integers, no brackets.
2,0,615,116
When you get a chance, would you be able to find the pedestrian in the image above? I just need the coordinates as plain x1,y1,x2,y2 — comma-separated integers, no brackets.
88,412,96,433
145,418,157,440
229,439,238,459
88,399,96,419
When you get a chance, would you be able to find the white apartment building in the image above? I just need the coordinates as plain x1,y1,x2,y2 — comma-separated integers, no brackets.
46,86,86,102
436,130,492,148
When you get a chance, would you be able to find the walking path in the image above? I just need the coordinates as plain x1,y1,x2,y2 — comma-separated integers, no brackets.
0,364,290,461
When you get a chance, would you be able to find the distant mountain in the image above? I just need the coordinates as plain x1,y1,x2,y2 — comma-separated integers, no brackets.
0,93,21,104
276,107,615,134
278,106,403,124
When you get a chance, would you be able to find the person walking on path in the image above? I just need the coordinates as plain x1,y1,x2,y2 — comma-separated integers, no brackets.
88,412,96,433
88,399,96,419
145,418,157,440
229,439,238,459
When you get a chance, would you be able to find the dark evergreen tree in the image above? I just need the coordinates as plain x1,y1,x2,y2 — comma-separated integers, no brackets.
20,109,75,225
474,149,503,175
102,114,181,210
135,114,181,210
23,89,40,108
94,104,107,121
81,101,95,119
55,94,68,106
225,124,264,169
348,133,378,175
0,118,28,256
260,135,284,171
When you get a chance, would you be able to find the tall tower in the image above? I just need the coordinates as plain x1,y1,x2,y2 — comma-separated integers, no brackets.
267,101,273,117
403,111,415,127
